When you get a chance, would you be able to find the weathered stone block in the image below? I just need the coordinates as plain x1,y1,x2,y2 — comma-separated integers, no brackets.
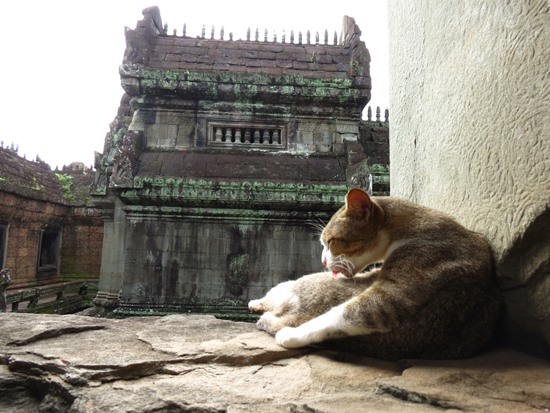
296,130,314,146
333,143,344,152
257,43,284,53
389,0,550,357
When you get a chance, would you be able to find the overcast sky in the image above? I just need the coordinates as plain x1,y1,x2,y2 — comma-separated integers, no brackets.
0,1,388,169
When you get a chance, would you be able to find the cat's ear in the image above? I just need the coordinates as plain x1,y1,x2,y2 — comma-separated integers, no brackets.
344,188,372,218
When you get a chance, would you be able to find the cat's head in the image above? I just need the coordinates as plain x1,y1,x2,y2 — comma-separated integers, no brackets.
320,188,387,277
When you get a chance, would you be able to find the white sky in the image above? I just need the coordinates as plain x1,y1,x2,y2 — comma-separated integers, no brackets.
0,1,388,169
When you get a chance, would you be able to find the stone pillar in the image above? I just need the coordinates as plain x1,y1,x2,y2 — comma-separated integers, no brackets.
0,269,11,312
93,198,127,310
388,0,550,357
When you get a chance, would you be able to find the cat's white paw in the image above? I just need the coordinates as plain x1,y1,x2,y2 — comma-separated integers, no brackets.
248,299,264,313
256,312,277,334
275,327,310,348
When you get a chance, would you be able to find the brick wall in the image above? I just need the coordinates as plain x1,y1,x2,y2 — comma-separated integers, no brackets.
59,208,103,280
0,192,103,289
359,122,390,166
1,192,69,288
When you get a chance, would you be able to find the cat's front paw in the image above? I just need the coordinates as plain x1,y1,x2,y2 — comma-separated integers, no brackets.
275,327,309,348
256,313,273,334
248,299,264,314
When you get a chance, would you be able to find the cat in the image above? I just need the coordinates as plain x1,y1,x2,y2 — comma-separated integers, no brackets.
249,188,501,360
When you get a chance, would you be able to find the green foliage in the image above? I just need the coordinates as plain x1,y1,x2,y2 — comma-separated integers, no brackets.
31,176,43,191
55,173,76,201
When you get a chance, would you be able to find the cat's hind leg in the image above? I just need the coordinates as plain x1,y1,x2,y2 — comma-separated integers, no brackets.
256,311,303,335
248,279,297,315
248,280,303,335
275,302,388,348
275,304,349,348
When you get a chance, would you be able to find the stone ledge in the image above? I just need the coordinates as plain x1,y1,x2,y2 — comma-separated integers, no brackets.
119,178,347,211
1,313,548,412
119,65,369,110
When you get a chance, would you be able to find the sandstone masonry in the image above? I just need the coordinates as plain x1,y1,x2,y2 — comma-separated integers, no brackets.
91,7,388,316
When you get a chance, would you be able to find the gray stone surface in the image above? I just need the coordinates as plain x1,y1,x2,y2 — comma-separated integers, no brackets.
388,0,550,357
1,313,549,412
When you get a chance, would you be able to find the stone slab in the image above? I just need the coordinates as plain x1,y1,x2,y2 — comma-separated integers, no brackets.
1,313,548,413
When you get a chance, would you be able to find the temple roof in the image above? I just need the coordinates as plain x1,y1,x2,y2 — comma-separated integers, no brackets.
91,7,378,203
148,36,359,79
120,7,370,111
0,147,94,206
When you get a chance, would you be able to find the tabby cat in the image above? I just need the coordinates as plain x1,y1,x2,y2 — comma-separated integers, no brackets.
249,188,501,359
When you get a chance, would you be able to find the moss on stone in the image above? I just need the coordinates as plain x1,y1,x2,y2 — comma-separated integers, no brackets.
55,173,76,201
125,66,354,91
227,253,251,296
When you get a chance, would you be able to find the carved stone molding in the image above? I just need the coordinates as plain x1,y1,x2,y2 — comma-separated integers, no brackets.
122,177,347,211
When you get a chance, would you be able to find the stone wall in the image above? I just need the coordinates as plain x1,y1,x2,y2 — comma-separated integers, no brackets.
388,0,550,357
0,148,103,290
359,121,389,166
58,208,103,280
118,216,322,312
0,194,102,288
0,192,68,287
94,184,344,314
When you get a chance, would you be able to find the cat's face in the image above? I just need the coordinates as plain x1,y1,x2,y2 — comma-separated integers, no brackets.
320,189,387,277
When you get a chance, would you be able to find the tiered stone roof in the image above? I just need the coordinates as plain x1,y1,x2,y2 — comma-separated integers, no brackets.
0,147,94,206
120,6,370,115
0,147,65,204
93,7,376,209
149,33,363,79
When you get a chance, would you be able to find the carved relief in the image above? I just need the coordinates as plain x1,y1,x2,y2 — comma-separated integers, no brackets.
346,159,372,194
92,100,131,196
110,130,144,188
122,6,162,65
297,121,331,133
126,178,346,210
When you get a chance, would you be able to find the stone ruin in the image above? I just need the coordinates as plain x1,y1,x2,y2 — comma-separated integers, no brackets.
91,7,389,316
2,3,549,410
0,144,102,295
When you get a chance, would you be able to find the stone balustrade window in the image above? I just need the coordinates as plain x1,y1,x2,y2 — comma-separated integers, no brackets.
208,123,286,150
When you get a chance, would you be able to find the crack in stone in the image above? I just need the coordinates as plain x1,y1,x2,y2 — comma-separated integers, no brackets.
7,325,106,346
284,402,321,413
375,383,464,411
487,395,550,411
5,343,298,388
6,351,186,386
81,360,178,383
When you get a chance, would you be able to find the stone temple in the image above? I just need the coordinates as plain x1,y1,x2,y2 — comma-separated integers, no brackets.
91,7,389,315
